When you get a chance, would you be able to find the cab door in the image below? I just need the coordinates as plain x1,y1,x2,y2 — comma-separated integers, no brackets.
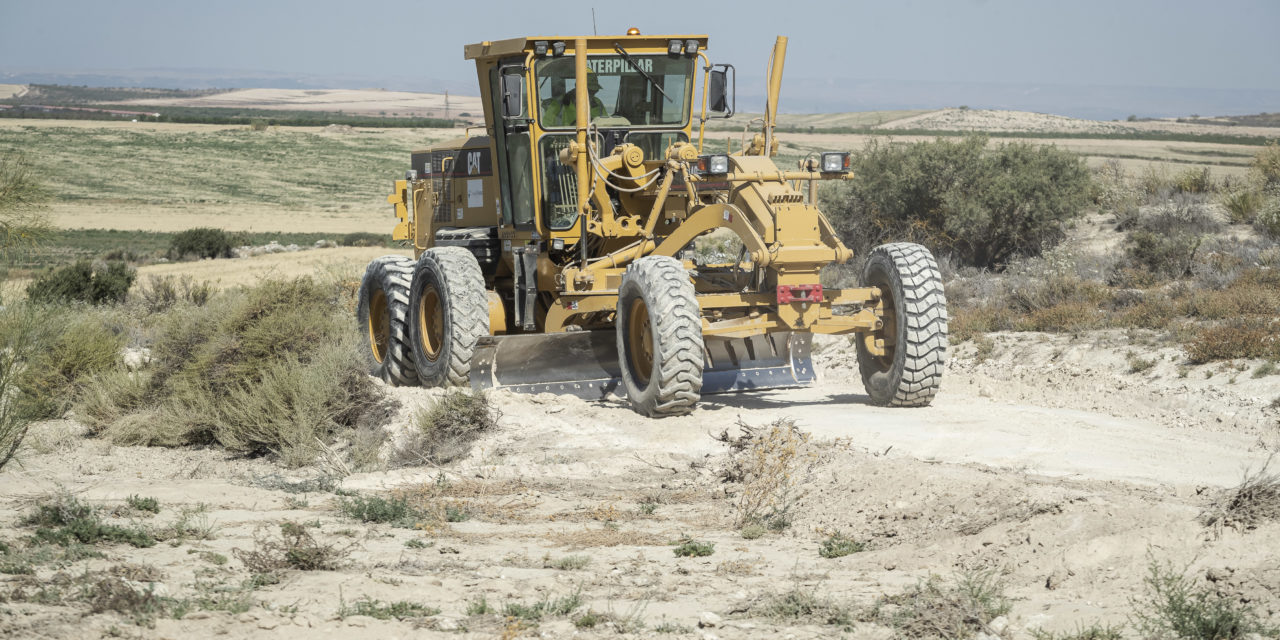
491,59,536,230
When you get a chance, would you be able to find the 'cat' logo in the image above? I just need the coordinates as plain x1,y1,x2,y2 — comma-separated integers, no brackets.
466,152,481,175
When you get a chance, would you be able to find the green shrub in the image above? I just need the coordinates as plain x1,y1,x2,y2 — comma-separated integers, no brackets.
1255,193,1280,240
673,538,715,557
0,305,53,471
133,275,213,312
1221,188,1263,224
1173,167,1214,194
1252,141,1280,186
81,277,389,466
1185,318,1280,363
17,311,124,420
1123,198,1221,279
821,135,1091,269
0,152,53,257
125,495,160,515
168,227,238,260
338,494,421,527
818,531,865,558
26,260,135,305
1131,559,1273,640
394,390,498,466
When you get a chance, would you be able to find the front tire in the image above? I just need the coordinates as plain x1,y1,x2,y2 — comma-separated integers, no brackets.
356,255,419,386
616,256,704,417
408,247,489,387
856,243,948,407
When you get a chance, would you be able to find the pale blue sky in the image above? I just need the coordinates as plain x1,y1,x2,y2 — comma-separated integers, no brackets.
2,0,1277,117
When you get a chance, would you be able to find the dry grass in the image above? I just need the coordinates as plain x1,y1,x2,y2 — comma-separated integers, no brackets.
1199,457,1280,531
876,570,1011,639
545,526,666,549
233,522,355,575
394,390,500,466
716,418,817,529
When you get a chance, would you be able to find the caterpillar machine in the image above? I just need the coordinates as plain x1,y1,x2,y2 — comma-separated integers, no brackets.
357,31,947,416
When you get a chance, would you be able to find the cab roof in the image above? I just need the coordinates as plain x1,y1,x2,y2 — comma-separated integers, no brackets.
464,34,709,61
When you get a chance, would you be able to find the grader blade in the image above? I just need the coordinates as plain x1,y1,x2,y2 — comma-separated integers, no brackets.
469,331,815,400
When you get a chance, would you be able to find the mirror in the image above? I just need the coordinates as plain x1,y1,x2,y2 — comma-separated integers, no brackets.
708,64,734,117
499,67,526,119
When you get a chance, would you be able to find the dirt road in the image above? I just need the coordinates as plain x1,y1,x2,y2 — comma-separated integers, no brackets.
2,332,1277,639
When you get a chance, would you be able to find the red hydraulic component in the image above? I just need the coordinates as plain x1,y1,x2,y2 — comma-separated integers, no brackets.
776,284,823,304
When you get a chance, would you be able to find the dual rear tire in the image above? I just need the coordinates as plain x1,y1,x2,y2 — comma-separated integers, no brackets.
356,248,487,388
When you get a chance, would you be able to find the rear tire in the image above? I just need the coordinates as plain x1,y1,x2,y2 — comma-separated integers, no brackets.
856,243,947,407
409,247,489,387
616,256,704,417
356,255,419,386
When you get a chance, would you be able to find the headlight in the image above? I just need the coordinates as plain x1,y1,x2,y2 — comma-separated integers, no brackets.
696,154,730,175
821,152,851,173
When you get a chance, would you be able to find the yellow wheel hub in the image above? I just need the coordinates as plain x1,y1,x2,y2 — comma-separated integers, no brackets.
368,289,389,364
627,298,654,385
418,285,444,362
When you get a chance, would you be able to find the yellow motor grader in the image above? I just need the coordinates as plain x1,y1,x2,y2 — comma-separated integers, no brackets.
357,31,947,416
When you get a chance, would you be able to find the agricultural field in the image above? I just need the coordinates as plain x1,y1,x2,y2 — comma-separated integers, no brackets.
1,107,1279,640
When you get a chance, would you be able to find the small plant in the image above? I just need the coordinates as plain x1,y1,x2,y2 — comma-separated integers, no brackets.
672,538,715,557
199,551,227,565
404,538,430,549
876,570,1011,639
573,610,604,628
394,390,500,466
758,584,855,627
467,595,495,615
1130,558,1272,640
1252,361,1278,378
740,523,766,540
338,494,421,527
502,590,583,621
125,495,160,515
25,492,155,548
638,502,657,516
818,531,865,559
153,504,217,543
549,554,591,570
338,596,439,620
444,504,469,522
1127,353,1157,373
233,521,352,575
1030,623,1125,640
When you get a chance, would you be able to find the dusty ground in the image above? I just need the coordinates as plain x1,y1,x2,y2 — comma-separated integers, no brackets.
1,328,1277,639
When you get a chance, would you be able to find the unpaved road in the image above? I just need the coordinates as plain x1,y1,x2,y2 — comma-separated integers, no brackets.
2,331,1278,639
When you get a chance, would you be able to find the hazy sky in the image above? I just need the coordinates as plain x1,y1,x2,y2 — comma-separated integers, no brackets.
2,0,1278,114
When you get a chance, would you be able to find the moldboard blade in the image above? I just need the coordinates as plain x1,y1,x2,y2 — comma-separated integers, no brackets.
469,331,815,400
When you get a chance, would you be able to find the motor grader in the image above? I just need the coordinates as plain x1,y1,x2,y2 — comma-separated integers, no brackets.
357,31,947,416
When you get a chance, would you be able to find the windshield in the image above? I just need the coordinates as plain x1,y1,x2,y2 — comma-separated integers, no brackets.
535,55,694,129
